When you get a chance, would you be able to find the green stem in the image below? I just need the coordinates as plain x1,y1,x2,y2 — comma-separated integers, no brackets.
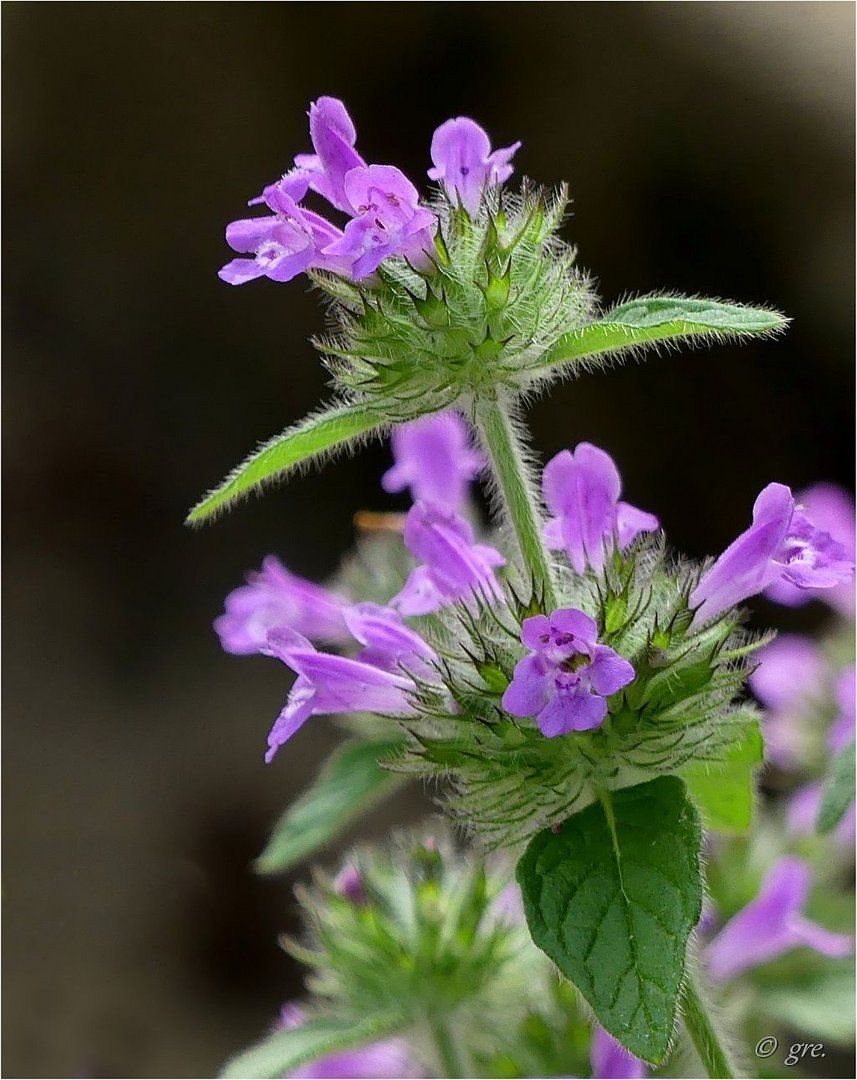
428,1017,467,1078
475,395,559,611
682,970,736,1079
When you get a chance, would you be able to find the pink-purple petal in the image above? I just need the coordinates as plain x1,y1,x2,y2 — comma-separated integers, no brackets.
590,1026,648,1079
502,656,551,717
588,646,636,697
706,857,851,980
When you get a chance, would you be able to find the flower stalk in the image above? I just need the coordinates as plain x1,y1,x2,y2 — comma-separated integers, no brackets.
475,394,559,611
681,970,736,1080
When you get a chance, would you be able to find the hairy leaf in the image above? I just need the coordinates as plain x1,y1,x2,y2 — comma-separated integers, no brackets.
682,720,763,833
187,405,385,523
255,738,405,876
220,1013,403,1079
516,776,702,1063
818,738,855,834
536,295,788,374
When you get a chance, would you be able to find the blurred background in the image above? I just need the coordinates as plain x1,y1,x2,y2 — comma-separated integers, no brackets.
3,3,854,1076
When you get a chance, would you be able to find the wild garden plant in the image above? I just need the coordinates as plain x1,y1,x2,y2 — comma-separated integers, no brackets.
192,99,855,1079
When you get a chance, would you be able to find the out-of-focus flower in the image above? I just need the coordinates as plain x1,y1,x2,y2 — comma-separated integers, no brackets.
829,664,856,754
765,484,856,617
706,857,852,980
278,1005,416,1079
691,484,854,626
590,1025,647,1079
787,782,856,847
215,555,349,654
393,502,505,616
502,608,634,737
382,411,485,511
428,117,521,215
333,864,366,904
262,629,416,763
542,443,658,574
748,634,825,770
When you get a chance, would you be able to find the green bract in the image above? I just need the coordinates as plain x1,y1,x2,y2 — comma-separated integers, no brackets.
229,834,547,1078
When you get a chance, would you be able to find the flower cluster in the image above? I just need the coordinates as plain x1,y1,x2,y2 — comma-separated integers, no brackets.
219,99,520,287
226,837,650,1080
215,408,852,852
204,98,853,1078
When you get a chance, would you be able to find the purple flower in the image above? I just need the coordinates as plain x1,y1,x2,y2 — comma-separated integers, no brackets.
748,634,825,770
250,97,367,217
542,444,659,574
333,864,366,904
214,555,349,655
392,502,505,616
765,483,856,617
690,483,854,627
829,665,856,754
381,411,485,510
221,97,437,285
706,857,852,981
262,630,416,763
787,782,856,848
323,165,437,279
502,609,635,737
428,117,521,215
590,1026,647,1079
343,602,438,678
278,1005,416,1079
218,197,345,287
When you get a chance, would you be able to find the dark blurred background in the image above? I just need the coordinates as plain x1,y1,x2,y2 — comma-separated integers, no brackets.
3,3,854,1077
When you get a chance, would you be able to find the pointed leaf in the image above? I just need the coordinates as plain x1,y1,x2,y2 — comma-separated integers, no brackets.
516,776,702,1064
681,720,763,833
818,738,855,834
255,738,405,876
187,405,385,523
535,296,788,375
220,1013,404,1079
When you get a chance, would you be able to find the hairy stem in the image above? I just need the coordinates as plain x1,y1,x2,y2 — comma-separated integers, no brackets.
427,1018,467,1078
681,969,736,1079
475,395,559,611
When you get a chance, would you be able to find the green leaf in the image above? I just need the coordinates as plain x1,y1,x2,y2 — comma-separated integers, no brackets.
681,720,763,833
220,1013,404,1079
536,296,788,374
516,776,702,1064
255,739,405,876
187,404,385,524
817,738,855,834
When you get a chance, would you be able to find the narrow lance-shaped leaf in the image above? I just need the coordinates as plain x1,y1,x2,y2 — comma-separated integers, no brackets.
516,776,702,1064
532,296,789,377
681,718,763,834
220,1013,404,1080
255,738,406,876
187,404,386,524
817,738,855,834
